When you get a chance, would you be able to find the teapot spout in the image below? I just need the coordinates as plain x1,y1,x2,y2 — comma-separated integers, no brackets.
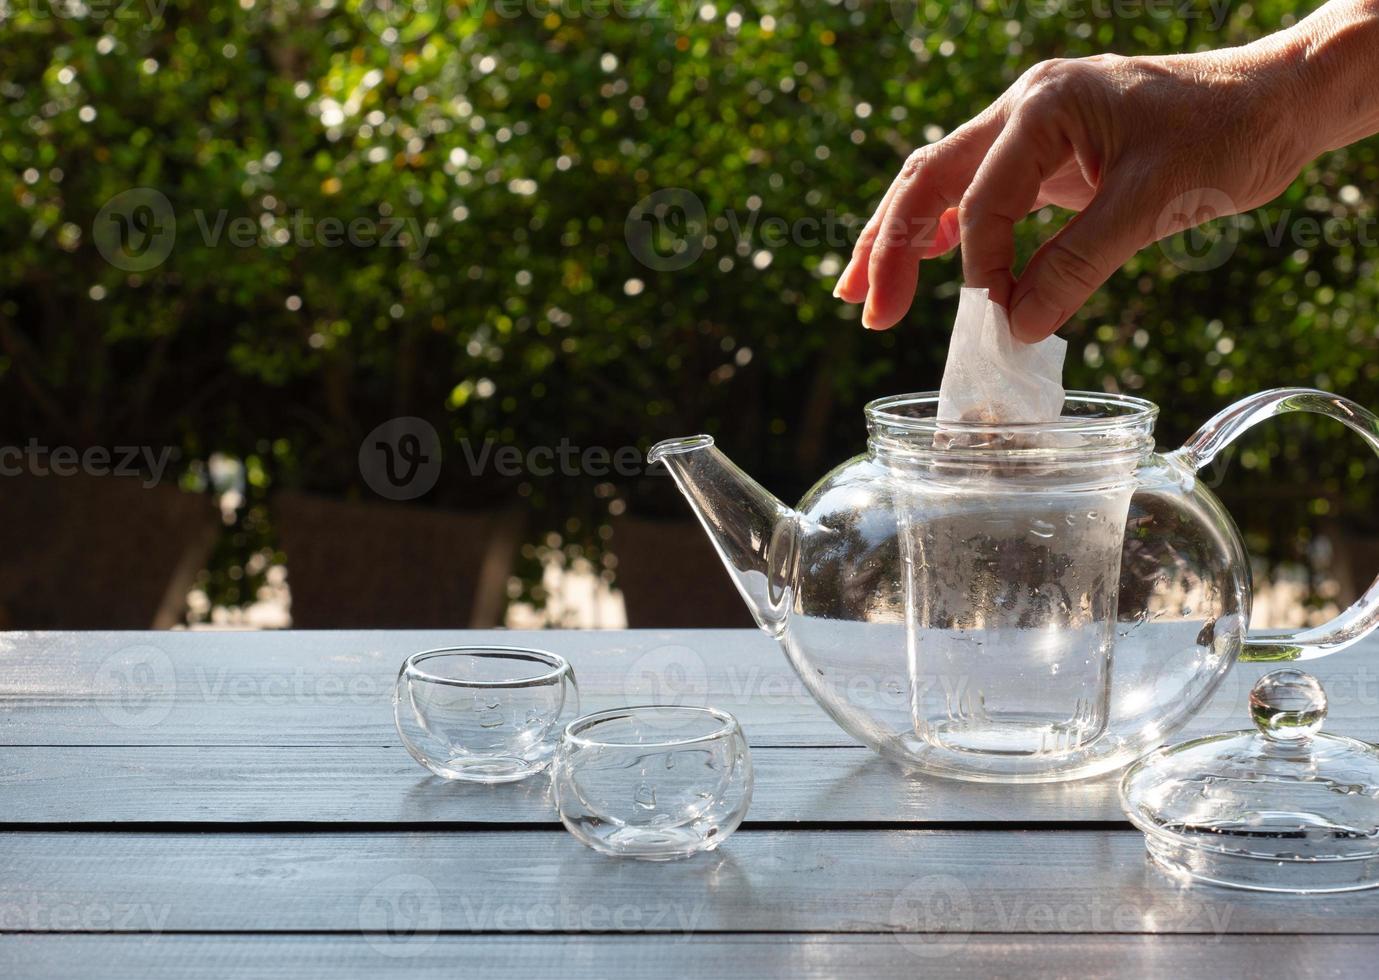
647,435,798,635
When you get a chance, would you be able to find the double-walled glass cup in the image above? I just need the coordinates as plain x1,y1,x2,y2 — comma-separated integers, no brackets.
393,646,579,783
553,706,753,860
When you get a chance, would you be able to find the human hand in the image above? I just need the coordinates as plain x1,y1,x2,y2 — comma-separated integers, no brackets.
833,45,1326,341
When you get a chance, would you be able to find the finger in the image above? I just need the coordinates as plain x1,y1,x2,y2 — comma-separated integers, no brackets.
958,99,1077,310
838,105,1009,309
921,207,960,258
1008,179,1155,341
919,188,1066,261
861,125,1000,330
834,176,906,302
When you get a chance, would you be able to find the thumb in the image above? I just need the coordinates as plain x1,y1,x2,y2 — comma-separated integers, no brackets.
1008,183,1154,342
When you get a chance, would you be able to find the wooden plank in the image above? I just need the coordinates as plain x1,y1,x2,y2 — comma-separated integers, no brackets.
0,701,839,749
3,830,1378,935
0,745,1128,825
0,629,837,747
4,629,1378,747
0,630,784,696
2,934,1374,980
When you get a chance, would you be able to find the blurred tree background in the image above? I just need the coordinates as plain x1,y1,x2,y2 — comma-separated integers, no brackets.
1,0,1375,624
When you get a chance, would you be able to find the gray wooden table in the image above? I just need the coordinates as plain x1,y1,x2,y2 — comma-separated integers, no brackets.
3,629,1379,978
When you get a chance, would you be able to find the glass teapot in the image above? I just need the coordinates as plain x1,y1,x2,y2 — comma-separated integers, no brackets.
648,388,1379,782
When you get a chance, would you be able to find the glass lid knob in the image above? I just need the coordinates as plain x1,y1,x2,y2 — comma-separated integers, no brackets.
1248,667,1328,741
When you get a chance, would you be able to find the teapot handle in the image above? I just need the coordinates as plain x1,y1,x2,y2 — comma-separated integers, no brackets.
1171,387,1379,662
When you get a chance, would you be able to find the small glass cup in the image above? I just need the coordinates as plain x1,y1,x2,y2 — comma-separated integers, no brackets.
393,646,579,783
552,705,752,860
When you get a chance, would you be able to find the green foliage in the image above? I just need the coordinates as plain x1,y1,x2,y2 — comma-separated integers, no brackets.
1,0,1376,610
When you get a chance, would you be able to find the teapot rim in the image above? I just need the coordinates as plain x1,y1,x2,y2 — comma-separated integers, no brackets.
865,390,1159,438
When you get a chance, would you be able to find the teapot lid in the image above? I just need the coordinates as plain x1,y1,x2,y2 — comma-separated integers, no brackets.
1120,668,1379,893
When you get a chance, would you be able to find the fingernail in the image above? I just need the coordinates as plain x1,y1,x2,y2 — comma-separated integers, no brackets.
1010,291,1063,342
831,281,844,299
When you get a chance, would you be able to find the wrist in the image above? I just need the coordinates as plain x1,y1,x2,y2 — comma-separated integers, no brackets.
1253,0,1379,153
1168,43,1319,189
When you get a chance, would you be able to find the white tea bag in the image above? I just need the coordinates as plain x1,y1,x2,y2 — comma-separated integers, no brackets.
937,287,1066,425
